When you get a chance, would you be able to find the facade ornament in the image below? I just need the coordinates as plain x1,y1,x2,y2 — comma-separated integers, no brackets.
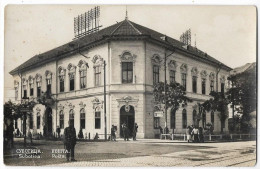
45,70,53,80
14,80,19,88
68,103,75,110
58,104,64,110
119,51,137,63
116,96,139,109
200,70,208,79
92,97,103,110
79,101,86,109
36,107,41,112
168,60,177,70
180,63,188,73
191,67,199,77
35,73,42,82
209,72,215,81
22,77,27,85
151,54,162,65
78,60,88,71
67,63,76,75
220,75,226,83
92,55,104,66
28,75,34,84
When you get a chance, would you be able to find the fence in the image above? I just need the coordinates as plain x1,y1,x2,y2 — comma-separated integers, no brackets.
161,133,256,141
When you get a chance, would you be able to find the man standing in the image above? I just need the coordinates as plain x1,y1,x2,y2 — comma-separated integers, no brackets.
56,126,61,138
132,123,138,141
191,126,199,143
64,121,77,162
111,125,116,141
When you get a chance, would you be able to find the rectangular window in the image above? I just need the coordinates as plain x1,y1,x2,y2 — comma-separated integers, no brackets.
122,62,133,83
94,66,101,86
169,70,175,83
60,113,64,129
80,70,87,89
29,84,34,96
37,115,40,129
202,79,206,95
210,80,214,92
60,77,64,92
153,65,159,85
221,83,225,94
47,79,51,94
154,117,160,129
192,76,197,93
69,75,75,91
15,89,18,101
181,73,187,91
29,114,33,129
23,89,27,98
80,113,86,129
37,82,41,97
95,111,101,129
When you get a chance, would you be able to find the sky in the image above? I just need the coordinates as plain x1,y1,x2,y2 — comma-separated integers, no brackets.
4,5,257,91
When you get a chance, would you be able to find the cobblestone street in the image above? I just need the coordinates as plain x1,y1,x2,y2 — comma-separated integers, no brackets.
4,138,256,167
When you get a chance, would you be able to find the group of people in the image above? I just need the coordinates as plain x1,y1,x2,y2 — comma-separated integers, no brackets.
186,125,204,143
120,122,138,141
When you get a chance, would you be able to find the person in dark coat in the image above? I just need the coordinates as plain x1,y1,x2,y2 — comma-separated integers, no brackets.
132,123,138,141
198,127,204,143
111,125,116,141
56,126,61,138
6,122,14,148
64,121,77,162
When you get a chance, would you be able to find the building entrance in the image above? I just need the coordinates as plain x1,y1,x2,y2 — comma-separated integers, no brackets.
120,105,135,138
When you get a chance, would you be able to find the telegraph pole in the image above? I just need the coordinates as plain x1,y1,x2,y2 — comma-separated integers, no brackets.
103,60,107,140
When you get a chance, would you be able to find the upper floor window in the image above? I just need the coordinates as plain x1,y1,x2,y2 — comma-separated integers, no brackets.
94,66,101,86
58,67,66,92
169,70,175,83
14,81,19,101
69,74,75,91
29,84,34,96
45,70,52,95
202,79,206,95
120,51,136,84
78,60,88,89
28,76,34,96
181,73,187,91
122,62,133,83
67,64,76,91
192,76,197,93
180,64,188,91
221,83,225,94
35,74,42,97
22,78,27,98
210,80,214,92
153,65,160,85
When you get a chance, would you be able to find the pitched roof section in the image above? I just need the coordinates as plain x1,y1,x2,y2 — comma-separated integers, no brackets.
10,19,231,75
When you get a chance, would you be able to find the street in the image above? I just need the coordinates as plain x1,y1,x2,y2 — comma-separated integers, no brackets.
4,138,256,167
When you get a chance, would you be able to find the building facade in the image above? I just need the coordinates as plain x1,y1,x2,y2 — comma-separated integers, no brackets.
10,18,232,139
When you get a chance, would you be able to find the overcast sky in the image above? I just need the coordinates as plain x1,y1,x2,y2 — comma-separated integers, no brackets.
4,5,256,90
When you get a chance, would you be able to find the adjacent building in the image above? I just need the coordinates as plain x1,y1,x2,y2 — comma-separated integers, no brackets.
9,18,232,139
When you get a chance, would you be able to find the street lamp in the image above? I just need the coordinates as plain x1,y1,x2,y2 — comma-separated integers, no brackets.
21,96,29,147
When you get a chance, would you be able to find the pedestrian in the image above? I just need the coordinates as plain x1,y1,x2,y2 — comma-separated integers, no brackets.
191,126,199,143
198,127,204,143
133,123,138,141
56,126,61,138
111,125,116,141
64,121,77,162
186,126,192,143
6,122,14,148
28,131,33,145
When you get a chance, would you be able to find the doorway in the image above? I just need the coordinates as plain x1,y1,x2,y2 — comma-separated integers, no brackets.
120,105,135,138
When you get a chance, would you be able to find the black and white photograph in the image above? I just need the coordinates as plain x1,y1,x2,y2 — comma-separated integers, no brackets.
2,3,257,167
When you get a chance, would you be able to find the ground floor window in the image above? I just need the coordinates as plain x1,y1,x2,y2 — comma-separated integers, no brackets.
59,110,64,129
182,109,187,128
80,109,86,129
37,113,40,129
95,111,101,129
69,110,75,127
154,117,160,129
170,109,176,129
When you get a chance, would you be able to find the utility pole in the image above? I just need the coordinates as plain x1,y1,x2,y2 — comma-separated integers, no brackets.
103,60,107,140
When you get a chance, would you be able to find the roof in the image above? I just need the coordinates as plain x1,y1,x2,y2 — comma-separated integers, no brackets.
10,19,232,75
230,62,256,76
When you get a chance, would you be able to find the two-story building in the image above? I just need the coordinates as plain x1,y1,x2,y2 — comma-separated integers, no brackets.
10,18,232,139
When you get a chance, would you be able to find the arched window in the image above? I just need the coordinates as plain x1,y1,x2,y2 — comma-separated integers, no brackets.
192,110,197,126
151,54,161,85
182,109,187,128
80,109,86,129
35,74,42,97
92,55,103,87
59,110,64,129
37,112,41,129
68,64,76,91
69,110,75,126
58,67,65,92
78,60,88,89
211,111,214,125
170,108,176,129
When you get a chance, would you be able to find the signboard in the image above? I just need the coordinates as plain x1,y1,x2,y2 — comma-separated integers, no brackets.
20,107,31,112
154,111,164,117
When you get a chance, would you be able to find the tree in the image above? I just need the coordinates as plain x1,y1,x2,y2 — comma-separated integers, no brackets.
153,81,192,123
37,91,56,107
227,64,256,133
202,91,229,133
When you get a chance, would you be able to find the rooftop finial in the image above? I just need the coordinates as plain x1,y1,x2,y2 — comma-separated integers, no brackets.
125,6,128,20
